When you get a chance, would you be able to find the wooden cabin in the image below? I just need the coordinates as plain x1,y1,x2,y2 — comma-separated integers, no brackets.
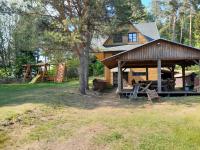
93,22,160,86
92,22,200,96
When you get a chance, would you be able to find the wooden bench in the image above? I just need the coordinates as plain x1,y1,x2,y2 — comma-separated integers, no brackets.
146,89,160,102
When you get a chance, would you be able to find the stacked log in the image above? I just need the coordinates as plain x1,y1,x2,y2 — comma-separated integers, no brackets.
93,79,107,92
55,63,66,83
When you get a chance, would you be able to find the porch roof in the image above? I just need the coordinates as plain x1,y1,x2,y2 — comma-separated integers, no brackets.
102,39,200,69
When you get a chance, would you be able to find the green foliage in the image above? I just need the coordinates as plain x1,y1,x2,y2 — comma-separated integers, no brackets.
0,68,12,78
150,0,200,46
89,57,104,76
194,12,200,48
47,65,56,76
13,15,39,52
11,15,40,78
66,58,79,79
14,51,35,78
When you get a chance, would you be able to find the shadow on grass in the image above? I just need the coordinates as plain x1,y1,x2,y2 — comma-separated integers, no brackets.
163,96,200,107
0,82,200,110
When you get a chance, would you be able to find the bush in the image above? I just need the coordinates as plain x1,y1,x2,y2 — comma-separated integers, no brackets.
0,68,12,78
66,58,79,79
13,51,35,78
89,56,104,76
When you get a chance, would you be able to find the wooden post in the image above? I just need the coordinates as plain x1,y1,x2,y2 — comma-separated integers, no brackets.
171,66,175,79
118,61,122,93
146,67,149,81
199,60,200,87
172,66,175,90
157,59,162,92
121,64,123,91
182,65,186,91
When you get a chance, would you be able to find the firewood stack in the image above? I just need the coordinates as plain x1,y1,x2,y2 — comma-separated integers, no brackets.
55,63,66,83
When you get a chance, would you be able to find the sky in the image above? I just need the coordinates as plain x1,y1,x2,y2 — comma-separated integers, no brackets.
141,0,152,7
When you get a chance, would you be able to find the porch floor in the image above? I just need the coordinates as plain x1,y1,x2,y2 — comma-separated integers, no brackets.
120,89,200,97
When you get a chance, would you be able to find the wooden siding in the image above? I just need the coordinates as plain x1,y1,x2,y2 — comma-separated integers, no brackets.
148,68,158,80
95,53,104,60
95,52,116,61
120,41,200,61
95,51,159,85
128,68,157,85
104,23,148,46
105,67,158,86
104,53,113,84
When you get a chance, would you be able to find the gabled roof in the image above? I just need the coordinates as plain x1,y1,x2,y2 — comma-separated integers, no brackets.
91,22,160,52
91,36,142,52
91,36,108,52
91,38,142,52
134,22,160,40
102,38,200,69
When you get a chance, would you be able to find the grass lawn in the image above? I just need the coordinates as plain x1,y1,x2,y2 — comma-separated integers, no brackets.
0,81,200,150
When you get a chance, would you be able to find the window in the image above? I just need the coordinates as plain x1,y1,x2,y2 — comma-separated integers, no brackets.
132,72,146,76
113,34,122,43
128,33,137,42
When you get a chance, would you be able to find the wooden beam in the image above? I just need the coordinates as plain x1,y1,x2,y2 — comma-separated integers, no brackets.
146,67,149,80
182,65,186,91
157,59,162,92
118,61,122,93
193,60,199,65
122,68,127,72
121,61,126,67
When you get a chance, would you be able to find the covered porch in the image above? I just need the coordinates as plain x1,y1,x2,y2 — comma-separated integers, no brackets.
102,39,200,97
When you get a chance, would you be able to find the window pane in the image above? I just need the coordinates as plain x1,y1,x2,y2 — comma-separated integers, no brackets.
128,33,137,42
113,34,122,43
132,72,146,76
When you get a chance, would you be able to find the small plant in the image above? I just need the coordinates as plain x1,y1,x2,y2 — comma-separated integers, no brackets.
96,131,124,144
0,130,10,148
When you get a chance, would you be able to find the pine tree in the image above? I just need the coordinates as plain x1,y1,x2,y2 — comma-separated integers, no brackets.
194,12,200,48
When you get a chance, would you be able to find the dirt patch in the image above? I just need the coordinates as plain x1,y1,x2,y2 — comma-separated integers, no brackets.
15,124,107,150
47,124,107,150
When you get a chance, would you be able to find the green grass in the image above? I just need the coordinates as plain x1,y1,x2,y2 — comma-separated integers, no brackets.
0,130,10,149
1,81,200,149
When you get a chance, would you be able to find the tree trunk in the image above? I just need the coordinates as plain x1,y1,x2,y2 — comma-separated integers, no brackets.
180,17,184,43
84,47,89,90
84,32,93,90
189,10,192,46
172,14,176,41
79,51,86,95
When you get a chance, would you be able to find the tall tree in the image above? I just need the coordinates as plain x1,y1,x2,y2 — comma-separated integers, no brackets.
35,0,141,94
194,12,200,48
1,0,148,93
10,15,39,78
169,0,180,41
